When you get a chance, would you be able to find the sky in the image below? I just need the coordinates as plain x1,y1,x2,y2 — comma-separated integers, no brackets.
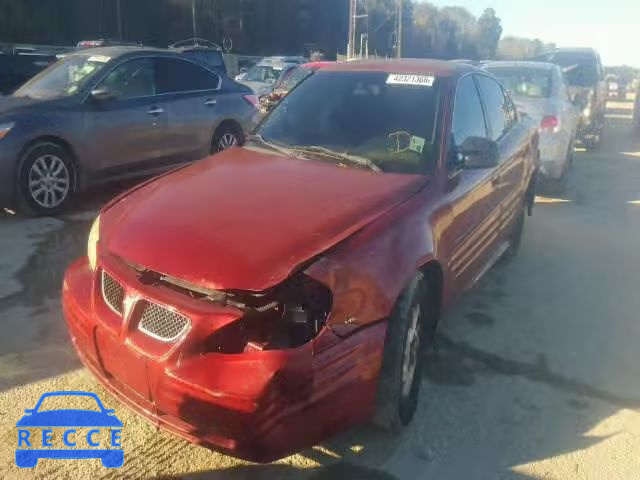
423,0,640,67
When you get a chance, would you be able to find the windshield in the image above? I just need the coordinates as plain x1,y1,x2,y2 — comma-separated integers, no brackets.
14,54,109,99
535,51,599,87
274,66,314,92
488,67,552,98
244,65,287,83
257,71,439,174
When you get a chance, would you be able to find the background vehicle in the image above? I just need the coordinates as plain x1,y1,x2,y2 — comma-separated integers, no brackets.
605,74,625,99
258,61,332,113
532,48,606,149
0,46,258,215
64,60,538,462
0,51,58,95
77,39,143,49
485,61,578,187
169,38,227,75
634,82,640,128
235,58,301,96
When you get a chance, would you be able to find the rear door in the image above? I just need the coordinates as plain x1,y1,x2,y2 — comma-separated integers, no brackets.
476,74,529,248
83,57,168,173
154,57,224,162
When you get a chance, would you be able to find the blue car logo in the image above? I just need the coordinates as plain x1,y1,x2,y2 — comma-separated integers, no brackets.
15,391,123,468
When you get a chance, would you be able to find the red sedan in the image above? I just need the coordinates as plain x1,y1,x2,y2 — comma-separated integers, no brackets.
63,59,538,462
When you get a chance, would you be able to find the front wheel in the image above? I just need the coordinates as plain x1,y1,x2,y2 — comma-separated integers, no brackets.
18,142,76,216
373,272,432,432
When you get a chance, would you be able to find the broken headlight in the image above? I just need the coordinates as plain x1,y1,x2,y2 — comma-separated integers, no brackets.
204,274,333,353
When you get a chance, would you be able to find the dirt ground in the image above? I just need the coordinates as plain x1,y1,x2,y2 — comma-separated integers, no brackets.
1,99,640,479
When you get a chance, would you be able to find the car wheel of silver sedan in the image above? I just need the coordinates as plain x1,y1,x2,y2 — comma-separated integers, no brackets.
18,142,76,216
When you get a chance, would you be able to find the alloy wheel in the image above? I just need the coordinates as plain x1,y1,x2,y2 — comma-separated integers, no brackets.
218,133,238,150
28,154,70,209
401,303,421,398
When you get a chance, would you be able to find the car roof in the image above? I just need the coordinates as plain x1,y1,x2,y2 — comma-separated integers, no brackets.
69,46,173,58
545,47,598,54
320,58,478,78
256,61,298,68
173,46,222,53
484,61,557,71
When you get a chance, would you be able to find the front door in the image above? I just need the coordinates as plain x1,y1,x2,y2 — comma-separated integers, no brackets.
83,58,168,175
443,74,505,290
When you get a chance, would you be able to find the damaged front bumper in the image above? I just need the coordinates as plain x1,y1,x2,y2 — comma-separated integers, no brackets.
62,256,385,462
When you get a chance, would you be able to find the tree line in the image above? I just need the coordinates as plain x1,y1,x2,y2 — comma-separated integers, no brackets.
0,0,559,61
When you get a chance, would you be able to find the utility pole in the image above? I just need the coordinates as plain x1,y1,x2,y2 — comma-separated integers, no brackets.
116,0,123,41
396,0,403,58
192,0,198,39
348,0,356,59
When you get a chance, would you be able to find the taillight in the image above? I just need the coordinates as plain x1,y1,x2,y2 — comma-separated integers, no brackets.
243,94,259,109
540,115,559,133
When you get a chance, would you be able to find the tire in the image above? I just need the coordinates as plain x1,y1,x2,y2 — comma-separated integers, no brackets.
373,272,432,432
17,142,76,216
211,123,243,153
505,201,526,260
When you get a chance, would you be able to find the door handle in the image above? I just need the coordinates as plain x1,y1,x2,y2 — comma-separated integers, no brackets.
147,107,164,115
491,175,503,187
204,99,217,106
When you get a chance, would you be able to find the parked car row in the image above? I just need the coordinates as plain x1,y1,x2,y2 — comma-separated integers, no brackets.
62,58,540,462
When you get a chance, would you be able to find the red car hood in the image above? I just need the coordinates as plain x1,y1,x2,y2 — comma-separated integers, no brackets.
102,146,426,291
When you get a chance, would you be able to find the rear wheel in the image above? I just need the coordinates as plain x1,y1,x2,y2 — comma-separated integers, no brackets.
18,142,76,216
504,199,526,261
373,272,432,432
211,123,243,153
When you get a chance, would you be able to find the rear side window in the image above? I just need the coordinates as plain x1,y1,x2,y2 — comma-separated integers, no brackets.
155,58,219,94
476,75,511,141
185,50,225,69
452,75,487,147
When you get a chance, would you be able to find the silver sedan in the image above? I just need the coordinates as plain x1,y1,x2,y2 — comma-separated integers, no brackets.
485,61,579,186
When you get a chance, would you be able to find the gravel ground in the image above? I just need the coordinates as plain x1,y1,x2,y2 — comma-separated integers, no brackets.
1,101,640,479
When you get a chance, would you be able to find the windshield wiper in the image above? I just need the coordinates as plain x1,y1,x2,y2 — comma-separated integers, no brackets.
288,145,382,172
246,134,294,156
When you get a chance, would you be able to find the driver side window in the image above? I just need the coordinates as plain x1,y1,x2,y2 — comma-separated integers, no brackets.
452,75,488,148
99,58,155,100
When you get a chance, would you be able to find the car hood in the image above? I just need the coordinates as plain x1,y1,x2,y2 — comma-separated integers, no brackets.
16,410,123,427
102,146,427,291
0,95,66,116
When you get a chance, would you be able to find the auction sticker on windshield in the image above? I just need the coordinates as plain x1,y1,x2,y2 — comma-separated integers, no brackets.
88,55,111,63
386,74,435,87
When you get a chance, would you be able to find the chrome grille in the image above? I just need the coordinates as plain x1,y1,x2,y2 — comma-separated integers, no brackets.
138,301,189,342
102,270,125,315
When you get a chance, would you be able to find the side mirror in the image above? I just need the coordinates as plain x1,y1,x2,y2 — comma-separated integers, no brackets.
459,136,500,169
89,88,116,102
